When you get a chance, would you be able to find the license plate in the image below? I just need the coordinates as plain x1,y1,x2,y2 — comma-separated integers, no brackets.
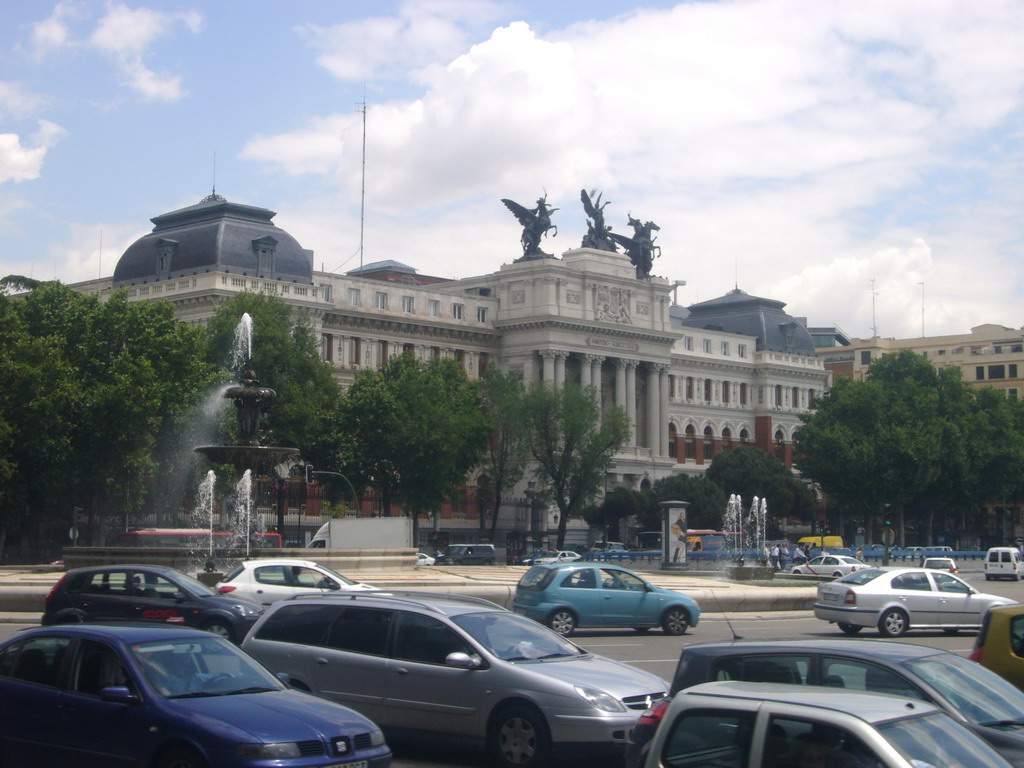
326,761,367,768
823,592,839,603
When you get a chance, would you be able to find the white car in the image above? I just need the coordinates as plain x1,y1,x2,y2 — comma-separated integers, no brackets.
532,550,581,564
815,566,1016,637
215,558,378,606
789,554,867,578
416,552,435,566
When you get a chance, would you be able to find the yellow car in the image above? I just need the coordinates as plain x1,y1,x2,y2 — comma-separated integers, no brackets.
971,603,1024,690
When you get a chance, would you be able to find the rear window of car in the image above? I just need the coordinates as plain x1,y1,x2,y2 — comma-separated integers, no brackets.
517,566,558,590
254,603,339,645
837,569,885,586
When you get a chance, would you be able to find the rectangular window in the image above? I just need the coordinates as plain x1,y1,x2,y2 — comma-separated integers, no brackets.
738,344,746,358
721,342,730,356
320,284,332,302
989,365,1006,379
1011,364,1018,378
452,303,464,320
702,339,712,354
684,336,693,351
428,299,440,317
860,350,871,365
477,306,488,322
348,288,361,306
937,349,945,355
1010,389,1019,401
402,295,414,313
375,292,388,310
977,366,985,380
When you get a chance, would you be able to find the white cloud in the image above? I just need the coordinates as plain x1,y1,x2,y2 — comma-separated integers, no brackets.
0,120,65,185
0,82,45,119
297,0,504,82
29,0,78,57
88,4,203,101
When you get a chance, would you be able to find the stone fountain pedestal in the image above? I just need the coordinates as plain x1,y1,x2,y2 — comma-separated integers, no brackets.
726,565,775,581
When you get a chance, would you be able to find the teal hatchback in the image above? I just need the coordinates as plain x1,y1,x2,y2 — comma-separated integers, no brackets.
512,563,701,637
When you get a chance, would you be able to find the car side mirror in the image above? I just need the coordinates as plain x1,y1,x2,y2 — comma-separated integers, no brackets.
173,591,186,601
445,652,481,669
276,672,292,686
99,686,140,705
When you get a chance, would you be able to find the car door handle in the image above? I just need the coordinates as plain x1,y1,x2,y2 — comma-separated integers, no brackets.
315,657,329,665
394,667,409,675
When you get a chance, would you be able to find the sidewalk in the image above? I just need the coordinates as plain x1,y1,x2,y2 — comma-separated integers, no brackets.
0,563,819,623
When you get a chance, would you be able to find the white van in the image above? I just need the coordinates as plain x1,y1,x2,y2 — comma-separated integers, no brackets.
985,547,1023,581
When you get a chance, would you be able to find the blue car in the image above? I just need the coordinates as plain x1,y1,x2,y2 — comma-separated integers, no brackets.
0,623,391,768
512,563,700,637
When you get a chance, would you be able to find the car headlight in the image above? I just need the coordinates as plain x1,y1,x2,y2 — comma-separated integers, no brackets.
230,602,263,617
574,685,626,712
237,742,300,758
367,729,386,747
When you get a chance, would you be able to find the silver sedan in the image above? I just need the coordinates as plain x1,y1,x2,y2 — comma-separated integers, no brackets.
790,554,867,578
814,567,1017,637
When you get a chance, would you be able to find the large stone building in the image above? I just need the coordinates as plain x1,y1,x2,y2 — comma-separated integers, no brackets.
76,193,830,549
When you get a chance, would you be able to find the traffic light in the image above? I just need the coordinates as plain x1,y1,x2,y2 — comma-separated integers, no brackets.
305,464,314,484
883,503,892,527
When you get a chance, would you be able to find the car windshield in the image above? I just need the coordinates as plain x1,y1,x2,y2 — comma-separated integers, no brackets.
132,636,283,698
878,711,1009,767
452,611,585,662
313,563,358,586
903,652,1024,725
837,569,886,586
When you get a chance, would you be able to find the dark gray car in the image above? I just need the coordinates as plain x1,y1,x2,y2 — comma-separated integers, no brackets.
242,591,667,768
626,638,1024,768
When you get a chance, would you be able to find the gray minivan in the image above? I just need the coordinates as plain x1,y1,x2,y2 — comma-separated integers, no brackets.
437,543,496,565
242,592,667,768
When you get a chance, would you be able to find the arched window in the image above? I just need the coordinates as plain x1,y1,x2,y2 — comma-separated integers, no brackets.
774,429,785,460
722,428,732,451
739,428,750,445
685,425,696,459
703,426,714,458
668,424,678,459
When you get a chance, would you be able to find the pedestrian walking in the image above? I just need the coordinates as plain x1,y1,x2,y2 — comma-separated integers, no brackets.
780,541,790,571
770,543,780,570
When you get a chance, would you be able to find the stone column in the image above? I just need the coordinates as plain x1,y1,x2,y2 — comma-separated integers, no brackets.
540,350,556,384
625,359,638,445
646,364,660,455
615,359,627,411
659,364,670,457
589,355,605,403
554,351,567,389
580,354,592,389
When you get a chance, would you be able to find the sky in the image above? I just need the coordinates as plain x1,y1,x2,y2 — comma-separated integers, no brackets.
3,0,1024,341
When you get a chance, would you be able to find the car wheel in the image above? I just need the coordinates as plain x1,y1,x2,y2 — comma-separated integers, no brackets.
156,746,207,768
201,619,234,642
545,609,577,637
661,608,690,636
877,608,909,638
837,622,863,635
832,571,844,578
490,704,551,768
633,627,651,634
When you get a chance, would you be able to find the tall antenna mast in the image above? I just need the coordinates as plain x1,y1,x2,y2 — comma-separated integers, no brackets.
359,92,367,272
870,278,878,337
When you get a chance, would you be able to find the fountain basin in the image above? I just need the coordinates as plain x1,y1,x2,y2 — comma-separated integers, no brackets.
727,565,776,581
195,445,299,475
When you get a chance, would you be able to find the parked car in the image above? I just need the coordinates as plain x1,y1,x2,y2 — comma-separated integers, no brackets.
0,623,391,768
988,546,1024,581
972,603,1024,692
512,562,700,637
814,566,1016,637
789,554,867,578
42,564,264,643
627,638,1024,768
922,555,959,573
242,591,667,768
639,681,1012,768
416,552,436,566
434,543,497,565
214,558,377,606
525,550,581,565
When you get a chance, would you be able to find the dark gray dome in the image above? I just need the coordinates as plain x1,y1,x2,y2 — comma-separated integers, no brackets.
113,194,313,287
676,288,817,355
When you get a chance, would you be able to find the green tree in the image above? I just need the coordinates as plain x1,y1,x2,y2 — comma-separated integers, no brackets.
521,383,630,549
203,293,340,467
588,487,647,542
1,283,215,551
477,368,528,538
705,446,815,531
334,354,491,538
643,474,729,532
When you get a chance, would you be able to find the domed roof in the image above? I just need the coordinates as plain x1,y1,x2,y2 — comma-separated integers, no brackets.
676,288,817,355
113,194,313,287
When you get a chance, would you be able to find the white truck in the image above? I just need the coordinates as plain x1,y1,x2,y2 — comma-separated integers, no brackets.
307,517,413,549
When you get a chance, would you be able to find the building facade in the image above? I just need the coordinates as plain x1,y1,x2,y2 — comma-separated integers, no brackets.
78,194,830,549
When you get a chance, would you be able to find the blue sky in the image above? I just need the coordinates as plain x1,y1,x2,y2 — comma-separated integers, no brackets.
3,0,1024,339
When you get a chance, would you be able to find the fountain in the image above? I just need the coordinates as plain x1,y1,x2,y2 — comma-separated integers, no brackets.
724,493,775,581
